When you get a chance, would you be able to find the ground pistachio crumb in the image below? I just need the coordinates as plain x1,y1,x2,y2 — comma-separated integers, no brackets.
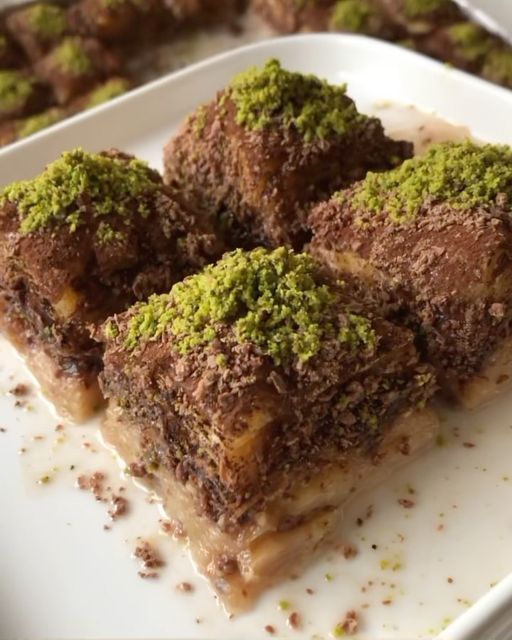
348,141,512,223
123,247,376,364
25,3,66,38
330,0,372,33
51,37,92,75
0,71,34,112
447,21,491,62
17,108,62,139
228,58,366,142
0,147,158,234
86,78,130,109
404,0,448,19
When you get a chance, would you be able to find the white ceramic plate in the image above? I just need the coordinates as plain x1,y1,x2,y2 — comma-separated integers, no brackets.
2,34,512,640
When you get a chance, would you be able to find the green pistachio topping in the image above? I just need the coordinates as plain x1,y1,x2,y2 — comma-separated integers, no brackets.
0,148,158,234
86,78,130,109
330,0,372,33
404,0,448,19
101,0,144,8
0,71,34,112
51,37,92,76
123,247,376,364
228,58,366,142
482,49,512,86
447,21,491,62
25,3,66,39
348,141,512,223
17,108,62,139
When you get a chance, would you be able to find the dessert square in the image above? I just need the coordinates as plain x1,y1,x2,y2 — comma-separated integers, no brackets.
309,141,512,408
0,106,65,147
68,0,163,43
6,2,68,62
252,0,399,37
163,59,412,249
0,148,222,421
100,247,437,610
0,70,50,123
34,36,120,104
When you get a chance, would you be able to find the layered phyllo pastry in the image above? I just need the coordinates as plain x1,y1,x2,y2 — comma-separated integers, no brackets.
34,36,119,104
100,247,438,610
0,148,222,420
6,2,68,61
0,69,50,123
309,141,512,409
164,59,412,250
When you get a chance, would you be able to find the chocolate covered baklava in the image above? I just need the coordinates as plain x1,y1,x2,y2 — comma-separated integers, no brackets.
0,70,50,123
0,28,23,68
35,36,119,104
164,59,412,249
251,0,399,37
309,141,512,408
0,148,222,420
100,247,437,610
6,2,68,61
68,0,163,43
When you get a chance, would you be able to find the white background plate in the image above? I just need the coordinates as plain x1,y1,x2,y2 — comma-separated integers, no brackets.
2,35,512,640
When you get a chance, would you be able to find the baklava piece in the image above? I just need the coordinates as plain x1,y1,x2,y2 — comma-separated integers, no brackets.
0,106,65,147
416,20,494,72
377,0,461,36
481,48,512,89
164,59,412,249
68,0,163,43
252,0,399,38
0,148,222,421
100,247,438,611
35,36,120,104
71,77,132,112
6,2,68,62
309,141,512,409
0,70,50,123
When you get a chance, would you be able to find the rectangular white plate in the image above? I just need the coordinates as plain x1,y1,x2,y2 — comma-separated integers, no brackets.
1,34,512,640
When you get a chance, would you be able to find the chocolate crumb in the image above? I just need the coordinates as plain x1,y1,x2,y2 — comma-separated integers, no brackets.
160,518,185,538
138,571,159,579
264,625,276,635
134,540,164,569
343,544,358,559
306,588,314,595
448,577,454,583
398,498,415,509
103,524,111,531
108,495,128,520
0,427,6,433
176,581,194,593
55,424,64,431
10,383,29,396
463,441,476,448
341,609,359,635
382,599,392,605
288,612,301,630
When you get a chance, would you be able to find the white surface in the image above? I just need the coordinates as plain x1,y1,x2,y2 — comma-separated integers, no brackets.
1,35,512,640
